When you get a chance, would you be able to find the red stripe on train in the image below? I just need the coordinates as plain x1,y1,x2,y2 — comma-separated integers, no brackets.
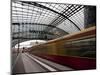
34,54,96,70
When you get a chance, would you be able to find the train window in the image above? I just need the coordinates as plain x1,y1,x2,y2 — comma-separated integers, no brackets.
81,51,96,58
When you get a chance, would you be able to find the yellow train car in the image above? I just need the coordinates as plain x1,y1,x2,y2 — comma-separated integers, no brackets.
29,26,96,70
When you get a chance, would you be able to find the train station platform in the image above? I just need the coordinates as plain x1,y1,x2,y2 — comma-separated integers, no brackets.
11,1,96,74
12,52,73,74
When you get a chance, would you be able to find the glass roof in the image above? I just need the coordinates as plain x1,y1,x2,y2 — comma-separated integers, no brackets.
12,0,85,46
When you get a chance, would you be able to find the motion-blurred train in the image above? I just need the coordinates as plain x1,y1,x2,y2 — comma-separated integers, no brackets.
29,26,96,70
